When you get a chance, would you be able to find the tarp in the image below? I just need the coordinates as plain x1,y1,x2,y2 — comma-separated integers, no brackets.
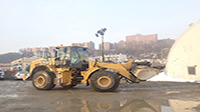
166,20,200,80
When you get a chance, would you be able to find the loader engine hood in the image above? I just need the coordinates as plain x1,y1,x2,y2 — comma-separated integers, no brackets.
29,58,54,73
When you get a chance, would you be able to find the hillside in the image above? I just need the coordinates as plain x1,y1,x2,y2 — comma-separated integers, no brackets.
0,39,175,63
0,53,22,63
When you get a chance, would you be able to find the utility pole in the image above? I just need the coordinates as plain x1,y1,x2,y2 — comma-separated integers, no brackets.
101,35,104,62
96,28,107,62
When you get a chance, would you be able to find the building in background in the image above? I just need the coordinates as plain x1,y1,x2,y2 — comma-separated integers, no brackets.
118,40,126,49
23,47,51,58
19,34,160,59
11,58,38,71
83,41,95,50
126,34,158,46
99,42,117,51
72,41,95,50
32,47,41,53
0,63,11,71
48,46,55,56
99,42,112,51
99,33,158,51
25,48,32,52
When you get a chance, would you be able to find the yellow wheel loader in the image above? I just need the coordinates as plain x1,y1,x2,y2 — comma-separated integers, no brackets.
24,46,160,92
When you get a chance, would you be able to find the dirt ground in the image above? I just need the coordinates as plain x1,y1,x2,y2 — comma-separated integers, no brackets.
0,80,200,112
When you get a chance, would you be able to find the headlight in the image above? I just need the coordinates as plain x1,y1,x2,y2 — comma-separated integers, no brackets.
42,61,49,64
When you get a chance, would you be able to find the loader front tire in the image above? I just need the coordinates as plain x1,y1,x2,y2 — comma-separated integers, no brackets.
32,71,55,90
90,71,119,92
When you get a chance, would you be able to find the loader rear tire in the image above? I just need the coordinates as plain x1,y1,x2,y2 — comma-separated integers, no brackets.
90,71,119,92
32,71,55,90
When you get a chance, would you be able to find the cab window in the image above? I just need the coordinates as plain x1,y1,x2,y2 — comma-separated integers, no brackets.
71,47,80,64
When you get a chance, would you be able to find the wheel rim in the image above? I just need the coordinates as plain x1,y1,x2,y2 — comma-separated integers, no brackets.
97,76,112,88
35,76,45,87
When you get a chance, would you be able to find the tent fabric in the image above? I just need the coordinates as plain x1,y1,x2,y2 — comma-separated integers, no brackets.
166,20,200,80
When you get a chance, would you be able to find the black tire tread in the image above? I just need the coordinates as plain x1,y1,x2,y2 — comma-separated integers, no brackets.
90,71,119,92
32,71,55,90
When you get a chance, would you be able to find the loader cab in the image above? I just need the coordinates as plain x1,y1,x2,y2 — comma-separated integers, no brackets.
54,46,89,70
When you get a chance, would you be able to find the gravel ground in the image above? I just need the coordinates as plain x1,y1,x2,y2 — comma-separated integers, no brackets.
0,80,200,112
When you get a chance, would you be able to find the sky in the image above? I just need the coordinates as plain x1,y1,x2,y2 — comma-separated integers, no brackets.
0,0,200,54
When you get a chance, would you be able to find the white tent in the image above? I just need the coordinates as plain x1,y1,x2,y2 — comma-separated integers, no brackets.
166,20,200,80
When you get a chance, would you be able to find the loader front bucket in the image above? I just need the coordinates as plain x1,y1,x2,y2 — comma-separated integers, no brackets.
132,66,160,81
22,73,30,81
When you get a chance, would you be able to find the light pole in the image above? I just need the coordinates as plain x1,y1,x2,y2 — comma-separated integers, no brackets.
95,28,107,62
